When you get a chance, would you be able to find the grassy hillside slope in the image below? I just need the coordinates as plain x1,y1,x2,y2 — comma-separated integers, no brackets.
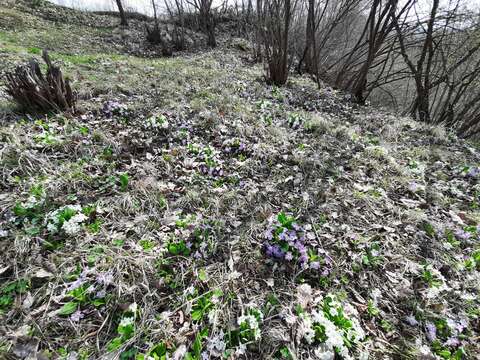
1,1,480,359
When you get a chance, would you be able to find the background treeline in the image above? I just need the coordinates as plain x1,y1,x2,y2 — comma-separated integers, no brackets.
129,0,480,137
253,0,480,138
49,0,480,137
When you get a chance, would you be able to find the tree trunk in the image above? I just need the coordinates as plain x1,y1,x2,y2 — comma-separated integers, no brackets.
304,0,315,74
115,0,128,26
255,0,263,62
416,88,431,122
278,0,291,85
200,1,216,48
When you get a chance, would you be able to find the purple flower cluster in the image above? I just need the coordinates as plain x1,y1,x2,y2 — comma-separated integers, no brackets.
264,223,308,267
466,166,480,178
199,164,224,177
263,213,331,274
66,270,89,291
425,322,437,342
102,101,128,118
444,337,460,347
447,317,468,336
423,317,468,348
70,310,85,322
455,229,472,241
66,269,113,299
223,139,248,157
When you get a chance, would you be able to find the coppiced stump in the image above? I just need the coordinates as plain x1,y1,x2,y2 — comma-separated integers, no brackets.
5,49,76,113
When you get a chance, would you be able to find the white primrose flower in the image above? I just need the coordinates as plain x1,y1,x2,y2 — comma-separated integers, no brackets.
206,331,226,357
47,222,58,233
314,345,335,360
46,205,86,234
329,307,338,317
71,212,88,223
235,343,247,356
128,303,138,314
237,311,263,341
185,286,195,296
62,213,88,235
350,318,366,341
69,205,83,212
323,323,344,350
337,345,352,360
299,314,315,344
119,316,134,327
300,298,366,359
62,219,82,235
24,195,38,208
238,315,260,331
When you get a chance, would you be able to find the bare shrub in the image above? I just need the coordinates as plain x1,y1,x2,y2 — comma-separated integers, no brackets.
260,0,296,85
5,50,76,114
187,0,217,47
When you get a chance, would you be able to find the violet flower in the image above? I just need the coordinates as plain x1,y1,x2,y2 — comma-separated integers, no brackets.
287,230,297,241
321,268,330,276
67,272,87,291
405,315,419,326
455,229,472,241
444,337,460,347
272,245,285,259
467,167,480,177
70,310,84,322
264,228,274,240
425,322,437,342
96,272,114,286
299,254,308,264
265,244,274,257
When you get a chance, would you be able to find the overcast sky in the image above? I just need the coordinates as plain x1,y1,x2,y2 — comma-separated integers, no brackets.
49,0,480,16
49,0,154,14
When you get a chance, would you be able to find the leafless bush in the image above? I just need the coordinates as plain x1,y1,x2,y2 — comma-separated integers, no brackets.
295,0,362,79
5,50,76,114
287,0,480,136
146,0,173,55
164,0,188,50
392,0,480,137
187,0,217,47
260,0,296,85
